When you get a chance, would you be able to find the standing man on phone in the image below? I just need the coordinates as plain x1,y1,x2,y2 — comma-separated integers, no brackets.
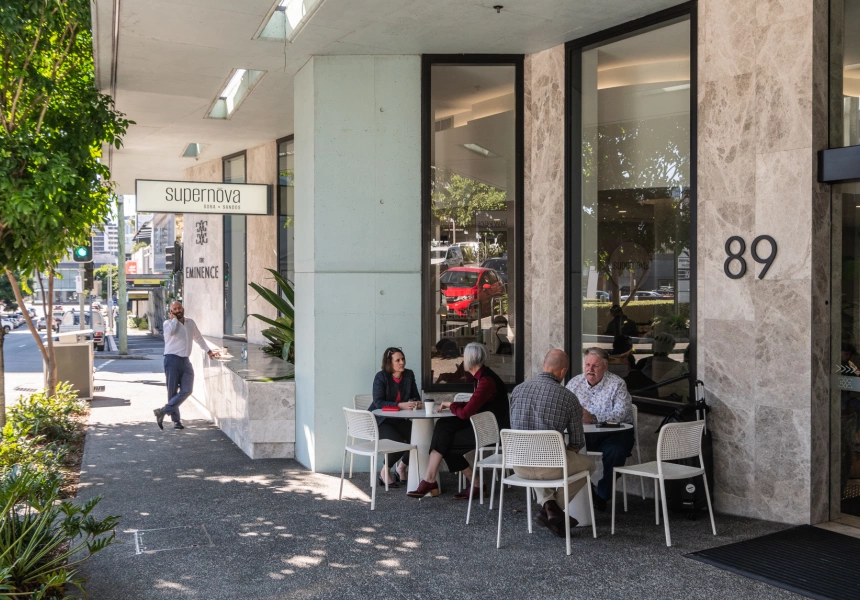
154,301,219,430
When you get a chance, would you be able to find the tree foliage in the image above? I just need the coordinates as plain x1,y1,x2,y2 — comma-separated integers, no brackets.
0,271,31,310
0,0,130,409
431,167,506,230
93,264,117,300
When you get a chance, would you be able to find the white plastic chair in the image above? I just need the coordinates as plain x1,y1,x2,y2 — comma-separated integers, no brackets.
586,404,645,500
497,429,597,556
450,393,471,492
465,412,504,524
611,420,716,547
339,408,416,511
348,395,374,478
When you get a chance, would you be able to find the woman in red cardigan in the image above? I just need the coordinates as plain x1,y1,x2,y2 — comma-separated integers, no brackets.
407,343,510,499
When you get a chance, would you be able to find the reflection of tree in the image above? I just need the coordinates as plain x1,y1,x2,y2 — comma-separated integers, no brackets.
583,113,691,309
431,167,506,230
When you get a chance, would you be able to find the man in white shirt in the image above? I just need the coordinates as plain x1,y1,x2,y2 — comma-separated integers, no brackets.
154,301,218,430
566,347,634,510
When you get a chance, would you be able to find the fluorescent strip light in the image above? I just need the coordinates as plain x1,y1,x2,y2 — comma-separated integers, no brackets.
462,143,498,158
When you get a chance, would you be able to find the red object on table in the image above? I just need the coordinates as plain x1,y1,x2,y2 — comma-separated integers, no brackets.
381,406,400,412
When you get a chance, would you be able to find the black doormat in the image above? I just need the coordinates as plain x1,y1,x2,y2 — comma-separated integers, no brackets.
686,525,860,600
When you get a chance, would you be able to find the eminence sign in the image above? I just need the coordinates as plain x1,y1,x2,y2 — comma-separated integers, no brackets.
135,180,272,215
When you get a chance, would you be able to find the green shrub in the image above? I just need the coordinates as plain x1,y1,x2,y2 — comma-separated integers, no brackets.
0,466,118,598
7,383,86,444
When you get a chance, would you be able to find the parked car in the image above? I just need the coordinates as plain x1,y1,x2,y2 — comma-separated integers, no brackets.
37,316,60,332
620,291,663,302
440,266,505,321
480,257,508,284
595,290,609,301
430,246,465,270
1,318,14,333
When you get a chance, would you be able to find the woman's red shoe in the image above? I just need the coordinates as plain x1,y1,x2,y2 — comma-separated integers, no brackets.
406,480,440,498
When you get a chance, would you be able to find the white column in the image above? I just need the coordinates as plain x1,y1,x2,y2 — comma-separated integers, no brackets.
294,56,421,472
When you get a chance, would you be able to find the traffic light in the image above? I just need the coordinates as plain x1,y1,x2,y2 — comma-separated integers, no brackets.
84,262,94,289
165,245,175,272
72,238,92,263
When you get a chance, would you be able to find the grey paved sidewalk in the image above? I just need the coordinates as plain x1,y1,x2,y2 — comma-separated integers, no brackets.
75,372,801,600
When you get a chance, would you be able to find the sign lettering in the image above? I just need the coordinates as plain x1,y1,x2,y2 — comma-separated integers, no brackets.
724,235,777,279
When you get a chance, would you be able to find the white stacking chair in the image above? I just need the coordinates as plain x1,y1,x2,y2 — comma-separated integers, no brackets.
497,429,597,556
611,420,716,547
586,405,645,500
348,395,374,478
339,408,416,511
465,412,504,524
451,393,471,492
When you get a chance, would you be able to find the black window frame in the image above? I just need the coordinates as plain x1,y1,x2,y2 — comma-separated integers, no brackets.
222,149,248,341
421,54,525,393
565,2,698,415
276,135,295,283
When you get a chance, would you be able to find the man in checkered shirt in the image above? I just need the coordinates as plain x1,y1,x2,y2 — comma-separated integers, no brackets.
566,347,635,511
510,349,596,537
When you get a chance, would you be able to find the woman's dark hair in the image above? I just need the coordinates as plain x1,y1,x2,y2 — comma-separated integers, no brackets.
381,347,405,373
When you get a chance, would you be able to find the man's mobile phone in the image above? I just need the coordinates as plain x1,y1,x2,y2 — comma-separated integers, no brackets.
598,421,622,428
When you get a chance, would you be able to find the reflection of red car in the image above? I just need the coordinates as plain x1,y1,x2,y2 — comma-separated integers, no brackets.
440,267,505,320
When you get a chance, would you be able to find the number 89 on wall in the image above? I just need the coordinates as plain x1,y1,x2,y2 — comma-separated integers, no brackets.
724,235,777,280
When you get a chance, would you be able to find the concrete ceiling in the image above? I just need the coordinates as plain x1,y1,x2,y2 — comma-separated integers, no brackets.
95,0,684,194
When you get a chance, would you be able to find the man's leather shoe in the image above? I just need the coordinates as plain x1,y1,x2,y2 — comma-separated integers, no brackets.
406,479,440,498
538,503,578,533
544,500,574,537
174,422,185,430
591,486,607,512
153,409,164,430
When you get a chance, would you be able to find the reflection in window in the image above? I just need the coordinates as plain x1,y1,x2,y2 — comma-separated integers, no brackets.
427,64,518,386
833,0,860,147
278,138,295,283
223,154,247,337
578,18,692,403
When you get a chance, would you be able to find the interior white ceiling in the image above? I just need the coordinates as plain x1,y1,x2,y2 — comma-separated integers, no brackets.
95,0,684,194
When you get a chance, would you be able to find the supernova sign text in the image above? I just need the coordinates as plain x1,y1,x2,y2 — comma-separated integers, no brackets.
135,179,272,215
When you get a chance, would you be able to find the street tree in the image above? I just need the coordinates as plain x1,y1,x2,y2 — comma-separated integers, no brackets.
94,264,118,300
0,0,130,424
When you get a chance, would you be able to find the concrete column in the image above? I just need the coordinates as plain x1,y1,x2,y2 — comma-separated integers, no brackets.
294,56,421,472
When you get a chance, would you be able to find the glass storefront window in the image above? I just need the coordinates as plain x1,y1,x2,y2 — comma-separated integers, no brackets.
572,17,693,404
425,61,520,387
223,153,246,337
831,0,860,148
278,137,295,283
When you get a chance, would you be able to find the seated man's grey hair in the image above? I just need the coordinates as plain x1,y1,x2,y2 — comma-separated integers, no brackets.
463,342,487,371
582,346,609,366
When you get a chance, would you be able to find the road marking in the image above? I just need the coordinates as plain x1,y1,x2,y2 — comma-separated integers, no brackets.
18,344,26,348
96,360,114,372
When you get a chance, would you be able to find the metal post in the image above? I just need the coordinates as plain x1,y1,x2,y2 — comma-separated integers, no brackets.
79,263,85,330
106,268,113,334
117,196,128,354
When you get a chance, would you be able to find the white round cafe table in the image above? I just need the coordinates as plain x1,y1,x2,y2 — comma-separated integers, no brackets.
569,423,634,527
371,408,458,493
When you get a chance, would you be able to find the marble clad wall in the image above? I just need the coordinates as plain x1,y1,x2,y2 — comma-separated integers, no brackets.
697,0,830,523
524,44,566,379
245,141,279,347
183,158,225,339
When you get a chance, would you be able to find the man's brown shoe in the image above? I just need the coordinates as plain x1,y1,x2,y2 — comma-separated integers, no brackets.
406,480,440,498
544,500,578,537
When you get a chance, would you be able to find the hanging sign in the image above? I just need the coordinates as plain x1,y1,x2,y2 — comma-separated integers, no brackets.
135,180,272,215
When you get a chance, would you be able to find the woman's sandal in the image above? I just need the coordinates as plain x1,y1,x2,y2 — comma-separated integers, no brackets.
377,475,399,489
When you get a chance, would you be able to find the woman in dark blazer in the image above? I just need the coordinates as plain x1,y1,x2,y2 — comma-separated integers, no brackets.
369,347,422,488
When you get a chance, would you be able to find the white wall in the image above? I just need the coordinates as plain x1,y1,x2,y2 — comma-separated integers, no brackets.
294,55,421,472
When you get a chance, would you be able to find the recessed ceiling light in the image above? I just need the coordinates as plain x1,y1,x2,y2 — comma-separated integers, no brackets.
181,143,207,158
463,143,498,157
207,69,266,119
256,0,327,42
618,210,627,213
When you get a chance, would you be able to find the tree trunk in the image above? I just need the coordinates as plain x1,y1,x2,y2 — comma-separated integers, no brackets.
0,325,5,428
5,268,54,395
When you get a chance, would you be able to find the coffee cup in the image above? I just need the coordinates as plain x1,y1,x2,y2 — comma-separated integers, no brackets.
424,401,435,415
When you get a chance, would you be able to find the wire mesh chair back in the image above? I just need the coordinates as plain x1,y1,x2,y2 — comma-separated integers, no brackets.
453,393,472,403
657,421,704,462
500,430,566,469
343,408,378,442
353,394,373,411
471,412,500,451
